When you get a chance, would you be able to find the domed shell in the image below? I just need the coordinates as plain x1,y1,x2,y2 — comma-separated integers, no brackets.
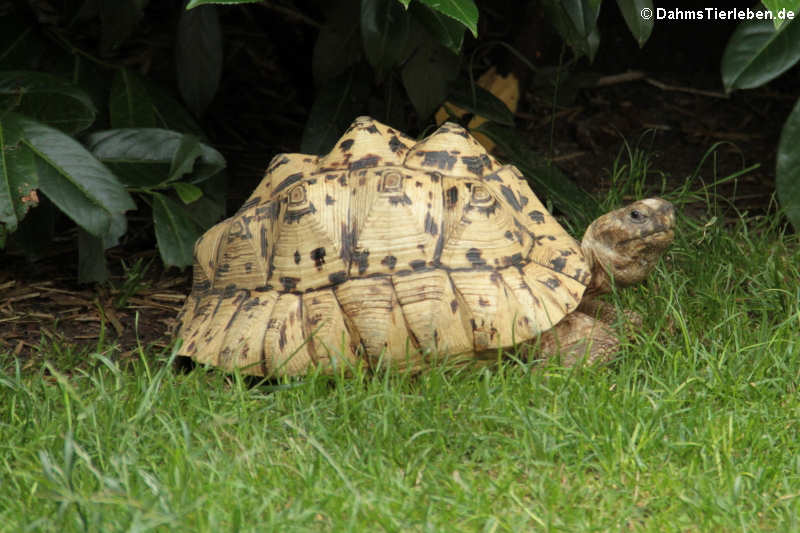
176,117,590,376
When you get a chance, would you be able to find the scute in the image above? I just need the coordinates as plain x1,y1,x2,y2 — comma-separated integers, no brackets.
176,117,590,376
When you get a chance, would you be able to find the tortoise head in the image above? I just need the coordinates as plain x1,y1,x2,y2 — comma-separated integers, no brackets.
581,198,675,296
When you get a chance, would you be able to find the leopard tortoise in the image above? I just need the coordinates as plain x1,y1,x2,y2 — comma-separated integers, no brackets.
176,116,675,376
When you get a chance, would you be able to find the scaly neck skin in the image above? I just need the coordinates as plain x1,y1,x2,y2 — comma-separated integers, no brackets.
580,233,612,300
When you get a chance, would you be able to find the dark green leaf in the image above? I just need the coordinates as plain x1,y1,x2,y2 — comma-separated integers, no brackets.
0,71,97,133
168,134,204,183
143,80,206,137
0,15,45,69
176,4,222,116
187,171,226,229
109,69,156,128
417,0,478,37
448,83,515,126
313,0,363,86
173,182,203,204
541,0,601,61
0,116,38,231
361,0,411,75
186,0,260,8
401,31,460,119
475,122,599,225
86,128,225,188
777,96,800,231
152,192,202,268
100,0,147,54
762,0,800,27
301,69,370,155
5,113,134,239
721,15,800,91
410,2,466,52
616,0,654,47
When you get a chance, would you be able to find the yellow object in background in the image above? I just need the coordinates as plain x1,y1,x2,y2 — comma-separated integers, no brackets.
435,66,520,151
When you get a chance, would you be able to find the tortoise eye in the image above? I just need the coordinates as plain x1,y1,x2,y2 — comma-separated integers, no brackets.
629,209,645,222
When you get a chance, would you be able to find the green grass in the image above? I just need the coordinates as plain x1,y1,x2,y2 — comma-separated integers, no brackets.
3,161,800,531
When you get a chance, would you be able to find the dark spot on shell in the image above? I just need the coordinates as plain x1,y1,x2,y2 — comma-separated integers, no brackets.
283,202,317,223
445,186,458,209
280,277,299,291
415,181,423,188
274,172,304,194
510,253,524,266
478,297,490,307
328,271,347,284
381,255,397,269
429,172,441,183
260,227,268,258
365,125,379,134
269,155,290,172
480,154,492,169
388,135,408,153
338,175,347,186
504,230,514,241
217,263,230,274
388,194,412,206
500,185,522,211
351,155,381,170
293,251,301,264
311,247,326,268
489,271,502,285
194,280,211,292
278,323,287,350
551,257,566,272
470,319,478,331
419,150,457,170
542,277,560,290
424,213,438,236
325,194,335,205
353,249,370,274
450,299,458,312
520,195,529,206
528,210,545,223
484,172,502,182
236,196,261,214
466,248,486,267
340,139,354,151
410,259,426,271
244,262,253,273
460,155,485,175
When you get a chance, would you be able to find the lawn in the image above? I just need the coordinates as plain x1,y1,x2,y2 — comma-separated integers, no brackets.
2,156,799,532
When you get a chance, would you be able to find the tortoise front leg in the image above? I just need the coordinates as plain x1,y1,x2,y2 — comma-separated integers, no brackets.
534,312,619,366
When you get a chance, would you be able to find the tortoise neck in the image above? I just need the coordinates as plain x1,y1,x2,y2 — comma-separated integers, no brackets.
581,235,611,298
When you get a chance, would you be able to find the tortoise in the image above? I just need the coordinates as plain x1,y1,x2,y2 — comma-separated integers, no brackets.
175,116,675,376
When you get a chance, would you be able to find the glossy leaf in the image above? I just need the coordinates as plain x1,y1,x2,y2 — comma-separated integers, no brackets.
86,129,226,188
418,0,478,37
78,212,127,283
0,116,38,231
186,0,260,8
410,2,466,53
541,0,601,61
777,97,800,231
152,192,202,268
0,71,97,133
762,0,800,27
176,4,222,115
616,0,654,47
475,122,599,225
361,0,411,75
301,69,370,155
187,171,226,229
721,15,800,91
173,182,203,204
109,68,156,128
401,30,460,119
447,83,515,126
3,113,134,239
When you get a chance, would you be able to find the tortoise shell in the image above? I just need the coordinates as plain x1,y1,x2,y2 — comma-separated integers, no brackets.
176,117,590,375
